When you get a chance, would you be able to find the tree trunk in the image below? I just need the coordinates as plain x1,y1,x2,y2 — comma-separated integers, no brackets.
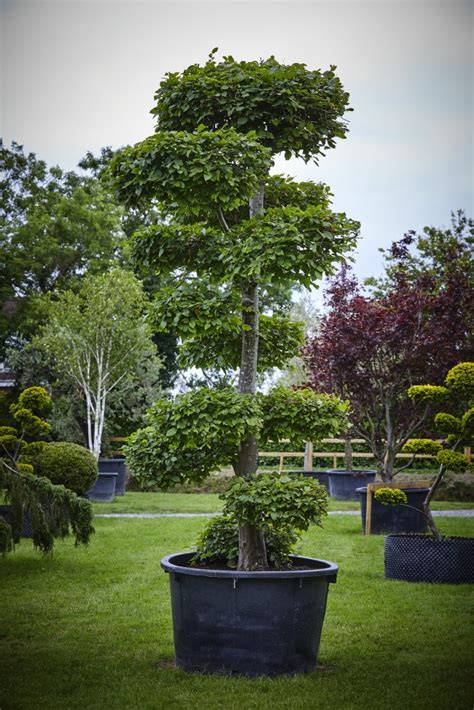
422,464,444,540
239,523,268,571
382,403,395,482
237,184,267,571
236,281,259,477
344,432,353,472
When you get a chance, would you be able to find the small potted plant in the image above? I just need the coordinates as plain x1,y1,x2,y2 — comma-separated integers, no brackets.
324,429,375,500
379,362,474,584
113,53,359,675
287,430,375,497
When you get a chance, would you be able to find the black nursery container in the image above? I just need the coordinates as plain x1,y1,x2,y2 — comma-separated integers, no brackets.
327,470,376,500
98,458,127,496
357,486,429,534
86,471,118,502
161,551,338,676
0,504,33,538
384,534,474,584
288,470,331,492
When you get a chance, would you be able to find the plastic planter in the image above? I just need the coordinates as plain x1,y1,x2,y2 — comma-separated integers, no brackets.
357,486,429,534
98,458,127,496
287,470,331,492
326,470,376,500
0,504,33,537
161,551,338,676
384,534,474,584
86,471,117,502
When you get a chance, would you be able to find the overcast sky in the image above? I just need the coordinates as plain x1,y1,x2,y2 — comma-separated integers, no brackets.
1,0,472,281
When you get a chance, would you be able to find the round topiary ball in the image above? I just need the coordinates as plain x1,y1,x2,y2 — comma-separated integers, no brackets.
36,442,98,494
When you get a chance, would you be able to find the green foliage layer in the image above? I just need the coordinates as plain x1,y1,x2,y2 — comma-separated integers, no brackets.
125,387,347,489
223,473,328,532
152,54,351,160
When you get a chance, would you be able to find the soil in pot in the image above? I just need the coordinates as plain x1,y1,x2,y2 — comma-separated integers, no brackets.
161,551,338,676
384,533,474,584
357,486,429,534
327,470,375,500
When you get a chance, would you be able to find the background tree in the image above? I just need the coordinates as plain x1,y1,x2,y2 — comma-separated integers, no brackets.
303,257,471,481
79,147,180,389
1,141,177,441
112,53,358,570
0,141,125,354
368,210,473,357
34,269,161,459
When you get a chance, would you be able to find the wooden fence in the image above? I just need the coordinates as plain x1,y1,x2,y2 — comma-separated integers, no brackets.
258,439,472,473
111,436,471,473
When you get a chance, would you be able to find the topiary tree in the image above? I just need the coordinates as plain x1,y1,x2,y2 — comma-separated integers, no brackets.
376,362,474,538
111,53,358,570
35,442,98,494
0,386,94,553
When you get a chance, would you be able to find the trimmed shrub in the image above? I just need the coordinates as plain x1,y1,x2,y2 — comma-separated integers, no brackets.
36,442,97,494
374,487,408,506
437,449,470,473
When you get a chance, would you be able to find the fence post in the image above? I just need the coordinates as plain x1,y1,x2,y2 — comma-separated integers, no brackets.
304,442,313,471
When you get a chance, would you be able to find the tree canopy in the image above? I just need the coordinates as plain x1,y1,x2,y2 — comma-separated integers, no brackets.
34,269,161,459
303,246,472,481
0,141,125,353
113,54,358,570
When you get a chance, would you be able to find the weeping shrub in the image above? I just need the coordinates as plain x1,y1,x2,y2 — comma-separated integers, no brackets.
0,463,94,553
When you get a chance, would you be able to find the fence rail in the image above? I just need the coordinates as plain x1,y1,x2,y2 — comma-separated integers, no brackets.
111,436,471,473
259,447,435,473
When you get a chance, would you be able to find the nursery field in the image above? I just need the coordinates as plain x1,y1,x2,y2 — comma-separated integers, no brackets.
91,491,474,515
1,514,473,710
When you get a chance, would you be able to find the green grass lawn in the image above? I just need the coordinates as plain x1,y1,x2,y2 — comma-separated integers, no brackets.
91,491,474,515
1,515,473,709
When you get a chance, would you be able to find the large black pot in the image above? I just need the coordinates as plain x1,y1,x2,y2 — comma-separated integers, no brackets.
326,470,376,500
0,504,33,538
384,534,474,584
357,486,429,534
98,458,127,496
288,470,330,492
161,551,338,676
86,471,117,502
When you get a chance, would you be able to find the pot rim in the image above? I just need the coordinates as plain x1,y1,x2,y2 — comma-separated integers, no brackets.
356,486,430,494
161,551,338,581
327,470,375,476
384,533,473,541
